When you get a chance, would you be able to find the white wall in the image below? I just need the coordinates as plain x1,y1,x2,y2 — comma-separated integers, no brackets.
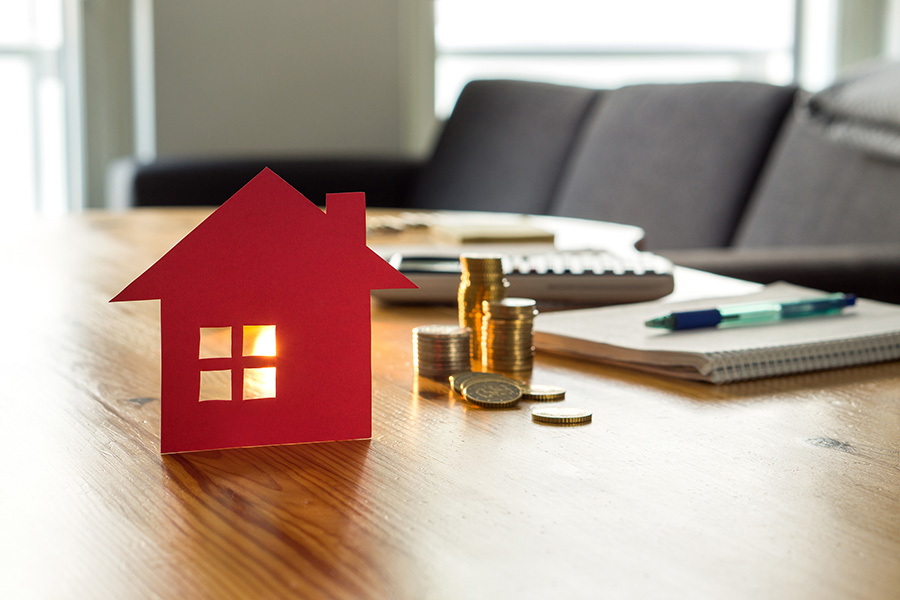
147,0,432,158
884,0,900,58
81,0,134,208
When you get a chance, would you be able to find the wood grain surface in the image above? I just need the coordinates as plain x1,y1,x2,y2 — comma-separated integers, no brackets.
1,208,899,599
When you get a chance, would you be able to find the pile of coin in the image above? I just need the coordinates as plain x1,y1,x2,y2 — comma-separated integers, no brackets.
481,297,538,374
458,254,508,365
448,372,584,422
412,325,472,379
449,372,523,408
409,254,590,426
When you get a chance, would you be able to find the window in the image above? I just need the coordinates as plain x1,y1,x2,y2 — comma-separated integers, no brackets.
0,0,77,218
198,325,277,401
434,0,797,117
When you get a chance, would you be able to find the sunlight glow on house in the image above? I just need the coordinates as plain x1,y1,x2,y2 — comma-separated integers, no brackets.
245,325,276,356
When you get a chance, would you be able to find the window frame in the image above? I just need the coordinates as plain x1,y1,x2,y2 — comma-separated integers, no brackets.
198,325,277,402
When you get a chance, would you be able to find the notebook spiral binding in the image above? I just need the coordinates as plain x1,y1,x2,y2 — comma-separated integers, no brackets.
708,334,900,383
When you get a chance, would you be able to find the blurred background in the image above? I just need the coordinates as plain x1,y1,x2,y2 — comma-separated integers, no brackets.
2,0,897,218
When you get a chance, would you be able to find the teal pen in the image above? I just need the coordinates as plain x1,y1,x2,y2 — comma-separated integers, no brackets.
645,293,857,331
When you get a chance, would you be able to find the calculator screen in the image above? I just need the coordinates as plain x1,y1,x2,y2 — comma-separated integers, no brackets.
393,255,462,274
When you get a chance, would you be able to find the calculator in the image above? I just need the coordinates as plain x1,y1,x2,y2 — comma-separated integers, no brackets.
373,250,675,306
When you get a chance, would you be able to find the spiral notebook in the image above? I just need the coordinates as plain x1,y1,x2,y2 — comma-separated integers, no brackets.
533,282,900,383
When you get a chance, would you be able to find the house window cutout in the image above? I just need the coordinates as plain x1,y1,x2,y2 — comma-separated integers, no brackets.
199,369,232,401
243,367,276,400
198,324,277,402
200,326,232,358
243,325,276,356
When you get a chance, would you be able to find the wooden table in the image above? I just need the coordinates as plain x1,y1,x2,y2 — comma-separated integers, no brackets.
2,208,899,599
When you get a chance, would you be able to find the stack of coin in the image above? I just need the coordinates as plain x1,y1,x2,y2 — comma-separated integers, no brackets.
412,325,471,379
458,254,508,365
481,297,538,374
449,371,518,395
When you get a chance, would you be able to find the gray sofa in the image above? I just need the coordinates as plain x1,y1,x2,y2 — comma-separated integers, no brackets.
111,61,900,303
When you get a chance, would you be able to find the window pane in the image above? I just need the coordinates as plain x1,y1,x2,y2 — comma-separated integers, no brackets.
200,327,232,358
0,0,68,217
37,75,66,216
243,325,276,357
435,0,795,116
200,370,232,402
0,0,37,45
436,0,794,50
0,58,36,220
243,368,276,400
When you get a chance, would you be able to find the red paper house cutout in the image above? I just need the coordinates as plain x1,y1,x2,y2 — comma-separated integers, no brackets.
111,168,415,453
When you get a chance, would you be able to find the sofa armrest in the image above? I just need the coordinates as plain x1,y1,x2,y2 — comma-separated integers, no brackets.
658,245,900,304
107,156,425,209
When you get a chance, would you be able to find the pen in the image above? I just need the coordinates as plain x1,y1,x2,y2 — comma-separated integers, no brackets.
645,293,857,331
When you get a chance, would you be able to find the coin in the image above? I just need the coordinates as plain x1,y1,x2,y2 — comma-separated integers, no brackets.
521,384,566,401
449,371,483,393
450,371,488,394
462,375,522,397
481,297,537,374
531,406,592,425
413,324,470,339
451,371,520,395
459,254,508,363
463,379,522,408
413,325,471,378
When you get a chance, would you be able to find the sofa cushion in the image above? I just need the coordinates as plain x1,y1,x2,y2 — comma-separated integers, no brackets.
805,60,900,159
549,81,796,250
736,62,900,248
120,156,421,208
660,244,900,304
411,80,599,214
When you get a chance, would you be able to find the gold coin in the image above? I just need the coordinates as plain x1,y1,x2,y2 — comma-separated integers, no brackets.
463,379,522,408
521,384,566,401
449,371,480,393
451,371,516,394
412,324,470,338
531,406,592,425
